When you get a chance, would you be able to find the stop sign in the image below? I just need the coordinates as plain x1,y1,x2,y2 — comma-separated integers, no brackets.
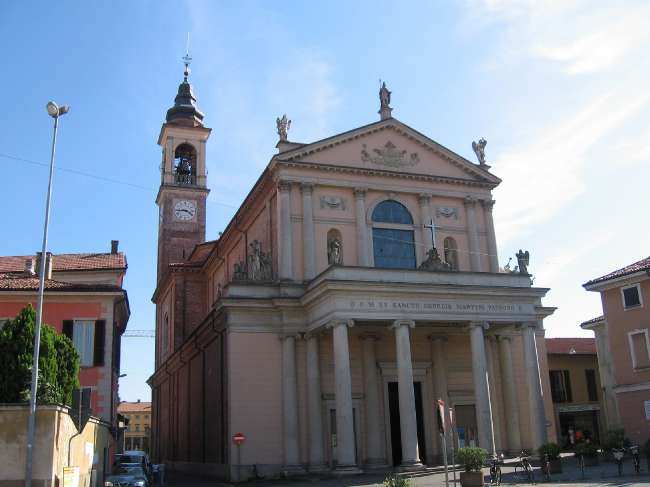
232,432,246,445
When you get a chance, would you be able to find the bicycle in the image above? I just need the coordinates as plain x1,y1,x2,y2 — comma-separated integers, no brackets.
489,453,504,486
514,450,535,484
542,453,551,482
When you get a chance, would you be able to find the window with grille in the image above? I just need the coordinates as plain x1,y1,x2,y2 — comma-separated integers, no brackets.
628,329,650,369
621,284,642,309
549,370,573,403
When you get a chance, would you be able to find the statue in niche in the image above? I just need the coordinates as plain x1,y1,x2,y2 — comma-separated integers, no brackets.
472,138,487,165
419,247,453,272
516,249,530,275
276,114,291,142
327,236,343,265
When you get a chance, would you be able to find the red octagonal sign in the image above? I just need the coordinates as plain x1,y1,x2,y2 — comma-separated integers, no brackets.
232,432,246,445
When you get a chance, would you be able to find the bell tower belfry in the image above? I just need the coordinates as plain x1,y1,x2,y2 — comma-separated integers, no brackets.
156,56,211,282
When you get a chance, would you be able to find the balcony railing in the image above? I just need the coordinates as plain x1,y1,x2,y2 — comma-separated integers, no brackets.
175,173,196,185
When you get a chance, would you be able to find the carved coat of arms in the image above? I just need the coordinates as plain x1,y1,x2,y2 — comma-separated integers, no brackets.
361,141,420,168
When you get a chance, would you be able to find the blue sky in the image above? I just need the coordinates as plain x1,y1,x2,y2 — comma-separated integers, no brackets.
1,1,648,401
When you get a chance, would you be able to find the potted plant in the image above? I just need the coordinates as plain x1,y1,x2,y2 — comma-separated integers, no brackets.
457,447,488,487
575,442,599,466
538,442,562,473
383,474,412,487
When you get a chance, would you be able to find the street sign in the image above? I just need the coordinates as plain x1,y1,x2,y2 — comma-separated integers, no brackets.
232,432,246,445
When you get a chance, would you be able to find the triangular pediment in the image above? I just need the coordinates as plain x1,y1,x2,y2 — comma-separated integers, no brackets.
276,118,500,186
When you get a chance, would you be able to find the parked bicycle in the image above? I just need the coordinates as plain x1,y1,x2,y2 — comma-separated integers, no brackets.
489,453,504,486
514,450,535,484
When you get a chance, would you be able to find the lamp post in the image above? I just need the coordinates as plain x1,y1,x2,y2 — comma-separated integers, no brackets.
24,101,69,487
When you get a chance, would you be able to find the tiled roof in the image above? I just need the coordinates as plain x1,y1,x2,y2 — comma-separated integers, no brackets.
118,401,151,413
0,274,123,292
188,240,217,263
581,315,605,326
546,338,596,355
584,256,650,287
0,252,127,273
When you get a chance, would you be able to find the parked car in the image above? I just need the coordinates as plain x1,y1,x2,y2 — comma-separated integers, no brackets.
105,464,149,487
115,451,153,482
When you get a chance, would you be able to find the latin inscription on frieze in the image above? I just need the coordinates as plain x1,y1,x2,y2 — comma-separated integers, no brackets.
347,299,525,314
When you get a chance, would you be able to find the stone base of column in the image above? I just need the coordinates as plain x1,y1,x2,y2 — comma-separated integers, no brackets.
307,464,329,473
364,458,389,469
333,465,363,475
396,461,425,472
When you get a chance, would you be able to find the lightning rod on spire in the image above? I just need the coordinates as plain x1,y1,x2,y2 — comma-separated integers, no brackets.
182,32,192,81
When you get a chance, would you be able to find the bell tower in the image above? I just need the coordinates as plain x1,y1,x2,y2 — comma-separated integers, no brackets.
156,55,211,282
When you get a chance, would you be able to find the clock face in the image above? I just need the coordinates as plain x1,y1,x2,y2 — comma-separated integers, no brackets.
174,200,196,221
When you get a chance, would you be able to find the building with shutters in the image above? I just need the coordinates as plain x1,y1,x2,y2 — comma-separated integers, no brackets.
0,242,130,427
582,257,650,445
118,400,152,452
150,65,557,480
545,338,605,448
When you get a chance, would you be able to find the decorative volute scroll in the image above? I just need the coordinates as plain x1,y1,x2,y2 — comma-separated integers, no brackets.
436,206,459,220
361,141,420,169
320,196,347,211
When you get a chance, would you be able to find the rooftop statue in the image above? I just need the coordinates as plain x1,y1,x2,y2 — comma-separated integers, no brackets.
472,138,487,165
379,81,391,109
516,249,530,275
276,114,291,142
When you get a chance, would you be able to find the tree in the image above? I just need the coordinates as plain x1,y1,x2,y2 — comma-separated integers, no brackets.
0,304,79,405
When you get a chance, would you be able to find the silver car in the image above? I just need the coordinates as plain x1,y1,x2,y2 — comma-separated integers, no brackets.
104,464,149,487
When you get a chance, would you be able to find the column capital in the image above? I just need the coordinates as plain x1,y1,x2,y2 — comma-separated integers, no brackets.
495,334,512,343
418,193,432,205
278,332,302,341
353,187,367,199
464,195,478,207
391,319,415,329
469,321,490,331
518,322,539,331
278,180,293,192
327,319,354,330
300,182,315,194
481,199,496,211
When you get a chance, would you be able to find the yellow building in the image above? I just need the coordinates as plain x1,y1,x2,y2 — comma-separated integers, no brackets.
546,338,605,448
118,400,151,452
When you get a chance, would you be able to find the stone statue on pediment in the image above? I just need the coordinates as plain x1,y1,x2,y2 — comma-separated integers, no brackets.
276,114,291,142
419,247,453,272
472,138,487,165
516,249,530,275
379,82,391,109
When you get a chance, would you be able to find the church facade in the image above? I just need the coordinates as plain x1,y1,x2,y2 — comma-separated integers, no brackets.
149,69,557,480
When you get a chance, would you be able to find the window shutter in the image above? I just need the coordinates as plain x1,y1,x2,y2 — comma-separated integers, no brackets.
94,320,106,366
62,320,74,340
563,370,573,402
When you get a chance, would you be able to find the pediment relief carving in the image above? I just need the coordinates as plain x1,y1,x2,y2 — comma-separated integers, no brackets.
361,141,420,169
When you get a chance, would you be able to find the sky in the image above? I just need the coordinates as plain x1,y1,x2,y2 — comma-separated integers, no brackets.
1,1,648,402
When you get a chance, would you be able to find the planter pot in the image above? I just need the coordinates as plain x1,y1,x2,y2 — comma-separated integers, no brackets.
459,471,484,487
584,456,599,467
549,458,562,474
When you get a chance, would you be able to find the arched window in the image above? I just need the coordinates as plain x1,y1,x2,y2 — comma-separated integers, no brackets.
372,200,416,269
443,237,459,270
174,143,197,185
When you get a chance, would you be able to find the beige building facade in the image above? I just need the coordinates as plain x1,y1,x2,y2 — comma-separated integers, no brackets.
582,257,650,445
118,401,151,452
149,70,557,479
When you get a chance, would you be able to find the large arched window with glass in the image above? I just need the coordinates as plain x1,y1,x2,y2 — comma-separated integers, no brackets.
372,200,416,269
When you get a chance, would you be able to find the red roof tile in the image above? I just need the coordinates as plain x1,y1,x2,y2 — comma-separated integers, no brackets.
581,315,605,326
584,256,650,287
0,274,123,293
546,338,596,355
0,253,127,273
118,401,151,413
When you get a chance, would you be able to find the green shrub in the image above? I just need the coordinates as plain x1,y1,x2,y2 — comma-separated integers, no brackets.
0,305,79,405
575,442,599,458
538,442,561,460
383,474,412,487
457,447,488,472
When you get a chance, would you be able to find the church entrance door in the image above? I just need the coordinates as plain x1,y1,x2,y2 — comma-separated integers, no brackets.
387,381,426,465
454,404,479,448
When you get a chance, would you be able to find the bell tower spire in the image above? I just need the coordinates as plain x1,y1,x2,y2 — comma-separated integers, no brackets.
156,52,212,282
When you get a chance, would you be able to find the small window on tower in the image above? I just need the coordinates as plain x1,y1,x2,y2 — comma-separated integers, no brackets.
174,143,197,185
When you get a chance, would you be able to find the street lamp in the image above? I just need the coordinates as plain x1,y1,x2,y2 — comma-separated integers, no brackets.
24,101,69,487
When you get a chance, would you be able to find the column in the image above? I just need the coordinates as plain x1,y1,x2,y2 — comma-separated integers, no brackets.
393,320,421,467
282,335,300,467
361,335,385,466
331,320,358,470
301,183,316,280
481,200,499,273
278,181,293,280
469,322,495,454
485,336,503,453
496,336,522,453
464,196,482,272
521,323,548,449
354,188,371,266
306,334,325,470
419,194,433,261
430,336,450,458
